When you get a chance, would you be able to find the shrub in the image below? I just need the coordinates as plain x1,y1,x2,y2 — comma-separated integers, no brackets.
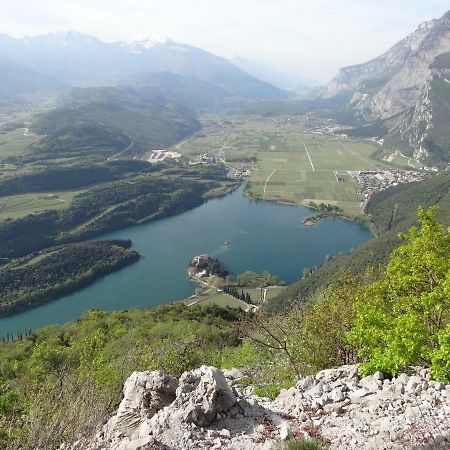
254,382,291,400
348,207,450,380
245,272,367,380
277,437,328,450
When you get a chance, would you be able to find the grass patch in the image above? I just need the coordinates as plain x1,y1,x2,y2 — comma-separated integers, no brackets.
0,128,40,158
254,382,292,399
0,190,84,220
277,437,328,450
185,290,253,311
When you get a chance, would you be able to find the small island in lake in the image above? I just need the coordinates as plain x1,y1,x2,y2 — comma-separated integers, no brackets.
302,202,343,227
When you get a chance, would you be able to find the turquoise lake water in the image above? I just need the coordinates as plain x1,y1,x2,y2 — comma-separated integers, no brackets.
0,187,371,336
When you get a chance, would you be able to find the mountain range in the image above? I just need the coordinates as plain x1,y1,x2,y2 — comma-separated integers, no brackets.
325,10,450,165
0,31,290,103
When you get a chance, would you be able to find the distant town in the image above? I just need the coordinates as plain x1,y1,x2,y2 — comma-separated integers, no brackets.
350,169,426,209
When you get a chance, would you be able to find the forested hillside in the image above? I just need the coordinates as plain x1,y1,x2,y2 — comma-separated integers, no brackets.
31,86,201,156
0,55,66,101
28,124,131,162
0,165,233,259
0,240,139,316
0,160,154,196
123,72,232,111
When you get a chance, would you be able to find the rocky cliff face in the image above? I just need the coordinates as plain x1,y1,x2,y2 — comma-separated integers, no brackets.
325,11,450,164
67,365,450,449
324,18,438,99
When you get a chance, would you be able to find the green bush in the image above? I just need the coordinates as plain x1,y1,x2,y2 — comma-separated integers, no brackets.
0,304,243,449
431,325,450,382
277,437,328,450
254,382,292,400
348,207,450,380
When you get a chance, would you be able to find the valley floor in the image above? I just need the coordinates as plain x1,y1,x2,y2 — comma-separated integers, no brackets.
171,115,421,217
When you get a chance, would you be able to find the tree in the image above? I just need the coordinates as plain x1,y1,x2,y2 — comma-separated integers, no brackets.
348,207,450,380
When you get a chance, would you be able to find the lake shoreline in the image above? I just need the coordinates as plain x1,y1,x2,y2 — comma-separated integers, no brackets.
243,185,372,234
0,185,372,336
0,242,140,319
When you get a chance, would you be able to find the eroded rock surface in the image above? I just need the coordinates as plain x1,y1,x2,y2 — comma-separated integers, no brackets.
70,365,450,450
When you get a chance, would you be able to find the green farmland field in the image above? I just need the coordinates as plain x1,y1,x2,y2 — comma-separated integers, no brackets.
170,115,402,216
184,288,252,311
0,190,83,220
0,128,40,159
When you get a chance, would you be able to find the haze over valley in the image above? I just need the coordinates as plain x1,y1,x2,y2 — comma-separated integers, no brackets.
1,3,450,449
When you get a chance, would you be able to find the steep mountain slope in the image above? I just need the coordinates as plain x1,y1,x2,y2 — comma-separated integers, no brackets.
32,86,201,155
325,11,450,164
324,19,438,98
122,36,291,100
0,32,289,101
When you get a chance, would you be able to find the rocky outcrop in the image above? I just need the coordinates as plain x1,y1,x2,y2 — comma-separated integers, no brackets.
70,365,450,449
175,366,237,427
114,370,179,437
324,17,439,99
353,11,450,120
325,10,450,163
274,365,450,449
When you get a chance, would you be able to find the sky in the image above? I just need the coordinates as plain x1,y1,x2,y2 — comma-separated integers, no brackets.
1,0,449,84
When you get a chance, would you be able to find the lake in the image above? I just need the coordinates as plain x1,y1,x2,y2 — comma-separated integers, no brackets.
0,186,371,336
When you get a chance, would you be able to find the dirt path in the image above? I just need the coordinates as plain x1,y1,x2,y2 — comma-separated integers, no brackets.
303,143,315,171
175,137,193,150
263,170,277,199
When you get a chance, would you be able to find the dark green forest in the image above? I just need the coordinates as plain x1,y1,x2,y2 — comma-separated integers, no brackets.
0,240,139,316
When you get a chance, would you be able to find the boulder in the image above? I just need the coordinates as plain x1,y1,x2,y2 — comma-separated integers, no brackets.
176,366,237,427
223,368,244,381
115,370,178,437
278,421,292,440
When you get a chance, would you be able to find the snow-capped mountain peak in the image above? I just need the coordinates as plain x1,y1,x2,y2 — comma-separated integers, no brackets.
122,33,171,53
